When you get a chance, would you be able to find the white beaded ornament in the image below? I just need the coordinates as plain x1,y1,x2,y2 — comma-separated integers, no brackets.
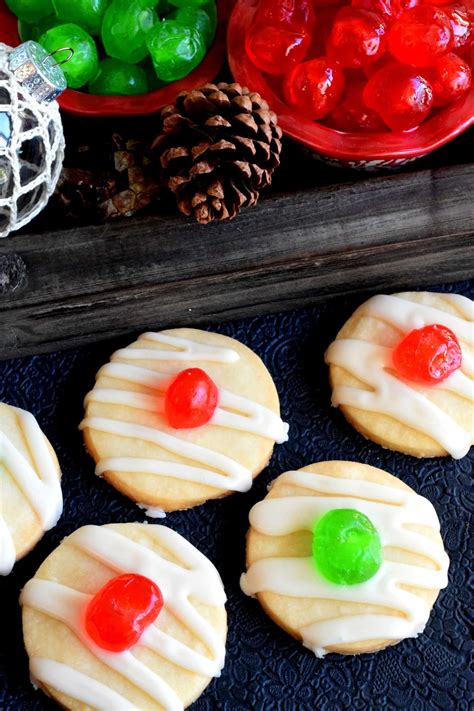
0,41,66,238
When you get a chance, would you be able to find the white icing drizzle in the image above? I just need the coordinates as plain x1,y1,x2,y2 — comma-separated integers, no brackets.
325,294,474,459
81,338,288,494
30,658,137,711
21,525,227,711
86,364,288,443
114,332,240,364
80,417,253,492
241,470,449,657
0,407,62,575
137,503,166,519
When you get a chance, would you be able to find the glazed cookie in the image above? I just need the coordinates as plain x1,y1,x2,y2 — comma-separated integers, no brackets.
241,461,449,657
21,523,227,710
325,292,474,458
81,328,288,513
0,402,62,575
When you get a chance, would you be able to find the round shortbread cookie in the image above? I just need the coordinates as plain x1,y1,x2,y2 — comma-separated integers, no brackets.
325,291,474,458
21,523,227,711
81,328,288,513
0,402,62,575
241,461,449,657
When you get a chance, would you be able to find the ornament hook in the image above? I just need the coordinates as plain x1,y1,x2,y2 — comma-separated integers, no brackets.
41,48,75,68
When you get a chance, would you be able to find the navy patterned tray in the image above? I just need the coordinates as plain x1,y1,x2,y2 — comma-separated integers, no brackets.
1,281,472,711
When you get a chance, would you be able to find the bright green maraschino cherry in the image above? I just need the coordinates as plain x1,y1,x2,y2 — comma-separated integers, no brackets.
102,0,157,65
40,23,99,89
312,508,382,585
18,15,55,42
171,2,217,48
89,58,149,95
6,0,53,23
52,0,109,36
146,19,206,82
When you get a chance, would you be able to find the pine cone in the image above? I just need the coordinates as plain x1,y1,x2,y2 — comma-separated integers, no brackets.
50,133,160,225
153,82,283,224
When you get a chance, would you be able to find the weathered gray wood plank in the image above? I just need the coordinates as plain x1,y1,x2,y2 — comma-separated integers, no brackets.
0,162,472,360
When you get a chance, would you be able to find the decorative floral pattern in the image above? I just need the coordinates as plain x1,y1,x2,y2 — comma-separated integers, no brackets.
0,281,472,710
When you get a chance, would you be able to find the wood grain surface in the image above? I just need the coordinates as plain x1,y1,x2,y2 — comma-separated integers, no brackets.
0,145,473,360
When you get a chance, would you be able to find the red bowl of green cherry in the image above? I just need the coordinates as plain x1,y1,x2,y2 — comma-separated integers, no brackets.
1,0,227,116
227,0,474,169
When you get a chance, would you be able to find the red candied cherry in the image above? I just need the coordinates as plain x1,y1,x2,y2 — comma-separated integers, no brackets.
363,62,433,130
85,574,163,652
352,0,419,23
245,24,311,74
392,324,462,385
328,80,387,130
388,6,452,67
255,0,315,32
165,367,218,429
425,52,472,105
309,6,340,56
327,7,388,69
284,58,346,120
446,5,472,50
313,0,344,6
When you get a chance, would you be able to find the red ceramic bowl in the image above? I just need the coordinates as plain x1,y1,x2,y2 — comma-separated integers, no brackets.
227,0,474,169
0,0,227,117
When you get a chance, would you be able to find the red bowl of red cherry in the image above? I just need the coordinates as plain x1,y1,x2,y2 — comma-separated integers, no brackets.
228,0,473,168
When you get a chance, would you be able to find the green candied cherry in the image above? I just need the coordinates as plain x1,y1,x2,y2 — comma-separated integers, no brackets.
168,0,210,7
102,0,157,65
40,24,99,89
312,508,382,585
140,58,168,90
147,20,206,82
18,15,55,42
6,0,53,23
172,2,217,48
89,58,149,95
51,0,109,36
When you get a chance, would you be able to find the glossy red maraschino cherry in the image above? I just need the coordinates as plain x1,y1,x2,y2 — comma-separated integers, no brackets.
85,574,163,652
246,0,315,74
392,324,462,385
352,0,419,23
363,63,433,130
388,5,453,67
327,7,388,68
245,24,311,74
328,80,386,131
446,5,472,49
284,57,346,119
165,367,218,429
255,0,316,32
426,51,472,104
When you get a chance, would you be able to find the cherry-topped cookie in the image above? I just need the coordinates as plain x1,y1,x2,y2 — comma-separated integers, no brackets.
21,523,227,710
325,291,473,458
81,328,289,513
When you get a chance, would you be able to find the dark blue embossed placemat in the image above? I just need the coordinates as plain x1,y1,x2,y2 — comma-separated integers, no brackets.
1,281,473,711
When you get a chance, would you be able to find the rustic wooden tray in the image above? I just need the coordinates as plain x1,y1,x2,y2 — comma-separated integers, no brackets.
0,127,472,361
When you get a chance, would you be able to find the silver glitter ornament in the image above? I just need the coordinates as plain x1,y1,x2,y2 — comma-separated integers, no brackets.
0,40,68,238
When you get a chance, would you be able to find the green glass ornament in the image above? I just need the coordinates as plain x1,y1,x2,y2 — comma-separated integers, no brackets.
51,0,108,36
146,20,206,82
172,2,216,48
312,508,382,585
40,24,99,89
102,0,157,65
6,0,53,24
89,58,149,95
